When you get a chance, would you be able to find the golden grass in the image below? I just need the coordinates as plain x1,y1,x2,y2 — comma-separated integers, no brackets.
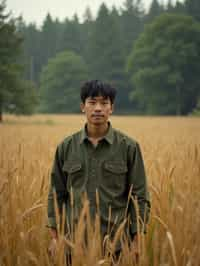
0,114,200,266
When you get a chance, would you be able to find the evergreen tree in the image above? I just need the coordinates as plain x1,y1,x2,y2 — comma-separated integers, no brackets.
81,7,94,65
185,0,200,22
89,4,124,79
173,1,185,14
0,1,21,121
18,20,41,83
88,3,129,110
0,1,38,121
120,0,144,58
59,15,82,55
83,6,93,22
40,13,59,66
111,5,120,21
167,0,174,12
146,0,164,23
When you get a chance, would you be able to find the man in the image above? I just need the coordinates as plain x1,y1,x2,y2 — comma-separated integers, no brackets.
47,80,150,262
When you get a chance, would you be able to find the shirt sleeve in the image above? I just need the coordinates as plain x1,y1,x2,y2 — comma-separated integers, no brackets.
127,142,151,236
47,144,68,229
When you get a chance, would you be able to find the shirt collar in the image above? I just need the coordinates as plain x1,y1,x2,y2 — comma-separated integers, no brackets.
80,121,114,145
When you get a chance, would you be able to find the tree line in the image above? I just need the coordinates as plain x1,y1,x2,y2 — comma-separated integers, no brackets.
1,0,200,121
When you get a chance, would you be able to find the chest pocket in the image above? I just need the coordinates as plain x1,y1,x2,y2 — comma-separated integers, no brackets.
62,160,84,192
102,161,128,195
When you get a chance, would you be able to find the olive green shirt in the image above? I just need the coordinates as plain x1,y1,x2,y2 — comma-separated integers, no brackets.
47,122,150,239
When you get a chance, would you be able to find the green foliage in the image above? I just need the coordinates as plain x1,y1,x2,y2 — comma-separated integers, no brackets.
4,79,38,115
87,3,133,110
0,1,22,91
59,15,82,55
17,19,41,82
146,0,164,23
191,97,200,116
9,0,200,115
120,0,144,58
39,51,88,113
0,0,38,121
11,79,38,114
89,4,124,81
81,7,94,66
127,13,200,115
40,13,61,65
185,0,200,22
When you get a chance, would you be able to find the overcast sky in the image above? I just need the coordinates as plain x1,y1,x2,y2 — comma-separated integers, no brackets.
6,0,182,26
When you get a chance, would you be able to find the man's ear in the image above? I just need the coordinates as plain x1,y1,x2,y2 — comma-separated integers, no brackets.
110,104,114,114
80,102,85,113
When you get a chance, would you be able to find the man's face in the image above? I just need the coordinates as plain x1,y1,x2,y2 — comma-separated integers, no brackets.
81,96,113,126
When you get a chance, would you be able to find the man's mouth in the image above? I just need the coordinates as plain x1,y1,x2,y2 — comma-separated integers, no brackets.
92,114,104,118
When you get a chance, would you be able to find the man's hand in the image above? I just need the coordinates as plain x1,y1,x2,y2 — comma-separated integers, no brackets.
48,238,58,258
132,234,140,264
48,228,58,259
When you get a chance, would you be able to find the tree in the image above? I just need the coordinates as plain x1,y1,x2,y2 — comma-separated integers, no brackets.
88,4,125,90
40,13,59,66
146,0,164,23
173,1,185,14
81,6,94,64
185,0,200,22
5,79,38,115
87,3,132,111
191,97,200,115
17,19,42,83
39,51,88,113
120,0,144,58
118,0,145,111
0,0,32,122
83,6,93,22
59,15,82,55
166,0,174,13
127,14,200,115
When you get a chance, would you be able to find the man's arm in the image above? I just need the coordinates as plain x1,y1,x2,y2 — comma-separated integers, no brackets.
127,142,151,236
47,144,68,236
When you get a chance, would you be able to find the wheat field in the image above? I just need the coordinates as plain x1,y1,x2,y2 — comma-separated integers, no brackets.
0,114,200,266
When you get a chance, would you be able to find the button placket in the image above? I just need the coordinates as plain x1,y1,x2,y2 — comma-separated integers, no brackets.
87,154,99,207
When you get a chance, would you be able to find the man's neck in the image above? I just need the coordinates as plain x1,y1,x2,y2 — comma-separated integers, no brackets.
87,122,109,140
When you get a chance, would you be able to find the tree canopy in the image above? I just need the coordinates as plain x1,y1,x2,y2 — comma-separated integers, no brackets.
3,0,200,116
0,0,38,122
39,51,88,113
127,13,200,115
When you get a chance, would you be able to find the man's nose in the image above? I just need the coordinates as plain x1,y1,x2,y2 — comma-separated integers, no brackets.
94,102,102,111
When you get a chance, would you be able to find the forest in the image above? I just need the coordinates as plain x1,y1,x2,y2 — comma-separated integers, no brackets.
1,0,200,121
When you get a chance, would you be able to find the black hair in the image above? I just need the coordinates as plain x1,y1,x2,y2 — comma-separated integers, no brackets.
80,80,117,104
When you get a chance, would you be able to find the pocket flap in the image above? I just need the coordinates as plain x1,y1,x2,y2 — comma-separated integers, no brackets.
104,161,127,174
63,161,82,174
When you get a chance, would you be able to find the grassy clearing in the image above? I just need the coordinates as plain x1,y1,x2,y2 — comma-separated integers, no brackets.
0,115,200,266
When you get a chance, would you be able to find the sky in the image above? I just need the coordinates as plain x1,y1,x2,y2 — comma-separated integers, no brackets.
6,0,182,26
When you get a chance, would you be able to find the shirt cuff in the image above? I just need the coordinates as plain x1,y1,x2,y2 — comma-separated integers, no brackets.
46,217,57,229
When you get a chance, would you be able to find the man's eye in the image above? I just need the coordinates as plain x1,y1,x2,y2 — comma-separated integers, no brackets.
102,101,109,105
88,101,96,104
